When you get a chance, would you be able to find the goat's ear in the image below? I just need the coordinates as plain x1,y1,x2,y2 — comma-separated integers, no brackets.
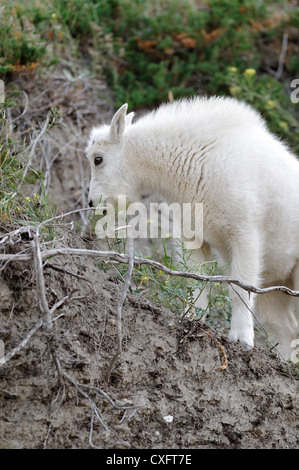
125,112,134,127
110,103,128,142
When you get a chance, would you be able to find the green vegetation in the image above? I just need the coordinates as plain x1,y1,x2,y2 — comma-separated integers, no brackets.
134,251,232,329
0,100,61,229
1,0,298,150
96,232,232,334
224,66,299,151
0,1,58,73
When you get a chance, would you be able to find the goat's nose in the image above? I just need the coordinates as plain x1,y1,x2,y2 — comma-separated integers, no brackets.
88,200,93,208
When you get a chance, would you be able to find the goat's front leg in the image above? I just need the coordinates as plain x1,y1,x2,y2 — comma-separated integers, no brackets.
227,233,261,349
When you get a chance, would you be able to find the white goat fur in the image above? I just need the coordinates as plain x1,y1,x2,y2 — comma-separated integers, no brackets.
86,96,299,358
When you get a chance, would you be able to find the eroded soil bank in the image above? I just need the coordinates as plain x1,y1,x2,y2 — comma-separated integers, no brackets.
0,230,298,449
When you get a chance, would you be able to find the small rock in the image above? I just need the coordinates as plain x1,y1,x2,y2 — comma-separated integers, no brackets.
114,440,131,449
163,415,173,424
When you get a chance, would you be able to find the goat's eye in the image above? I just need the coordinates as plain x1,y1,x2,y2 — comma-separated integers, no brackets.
94,156,103,166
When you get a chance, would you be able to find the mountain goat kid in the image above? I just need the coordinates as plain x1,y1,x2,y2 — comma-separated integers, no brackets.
86,96,299,359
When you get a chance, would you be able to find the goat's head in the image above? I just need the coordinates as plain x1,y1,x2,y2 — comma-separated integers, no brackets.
85,104,134,209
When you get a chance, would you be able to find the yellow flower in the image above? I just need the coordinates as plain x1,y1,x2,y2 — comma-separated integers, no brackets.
33,193,39,199
51,13,57,20
278,121,288,131
227,66,237,73
265,100,277,108
25,197,31,202
243,68,256,77
141,276,149,283
229,86,241,96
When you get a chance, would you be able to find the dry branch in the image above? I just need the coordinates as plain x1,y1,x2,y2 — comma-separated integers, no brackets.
30,233,52,332
0,319,43,364
1,245,298,298
274,31,288,80
108,233,134,376
17,113,50,192
45,263,93,284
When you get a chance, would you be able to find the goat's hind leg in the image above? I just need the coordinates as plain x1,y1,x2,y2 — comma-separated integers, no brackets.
254,261,299,359
255,289,298,359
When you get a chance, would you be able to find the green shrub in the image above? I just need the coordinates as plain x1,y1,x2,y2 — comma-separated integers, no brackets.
223,66,299,153
0,2,46,73
0,95,61,225
51,0,289,106
0,1,71,75
1,2,298,145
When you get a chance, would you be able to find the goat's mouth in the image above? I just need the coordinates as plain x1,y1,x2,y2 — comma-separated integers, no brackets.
92,195,129,216
95,204,108,217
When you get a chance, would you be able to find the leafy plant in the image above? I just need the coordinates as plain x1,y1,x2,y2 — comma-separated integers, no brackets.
128,238,232,331
0,96,61,228
223,66,299,153
50,0,296,113
2,1,297,151
0,0,72,74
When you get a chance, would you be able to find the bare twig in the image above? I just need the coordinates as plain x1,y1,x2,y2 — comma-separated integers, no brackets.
274,31,288,80
0,208,95,251
45,263,93,284
30,233,52,332
1,246,298,298
54,365,142,446
36,207,95,230
9,90,29,125
77,382,144,411
0,295,69,367
0,225,33,243
89,405,105,449
0,319,43,365
49,296,69,315
108,233,134,376
17,113,50,191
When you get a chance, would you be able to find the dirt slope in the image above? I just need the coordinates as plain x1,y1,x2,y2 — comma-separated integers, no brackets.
0,229,298,449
